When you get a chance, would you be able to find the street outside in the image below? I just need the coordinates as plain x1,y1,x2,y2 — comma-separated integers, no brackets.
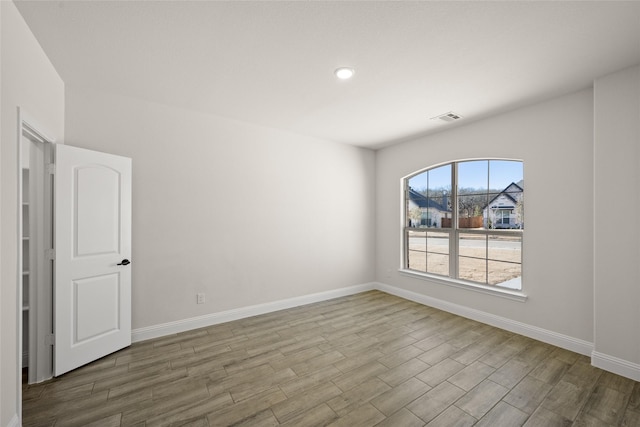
408,232,521,286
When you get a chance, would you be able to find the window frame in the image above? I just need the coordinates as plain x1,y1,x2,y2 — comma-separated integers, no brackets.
401,159,527,302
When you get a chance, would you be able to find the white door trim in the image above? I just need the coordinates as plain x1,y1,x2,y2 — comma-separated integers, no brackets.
16,107,56,422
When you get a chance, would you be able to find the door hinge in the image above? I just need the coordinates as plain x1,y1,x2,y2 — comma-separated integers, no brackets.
47,163,55,174
45,334,55,346
46,249,55,260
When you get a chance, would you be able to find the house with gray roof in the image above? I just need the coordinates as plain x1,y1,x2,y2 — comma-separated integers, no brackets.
407,188,451,228
483,182,524,229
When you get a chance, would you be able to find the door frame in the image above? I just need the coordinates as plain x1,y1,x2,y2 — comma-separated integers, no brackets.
16,107,56,411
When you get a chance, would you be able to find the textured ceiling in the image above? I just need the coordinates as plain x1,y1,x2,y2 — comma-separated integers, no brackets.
15,1,640,149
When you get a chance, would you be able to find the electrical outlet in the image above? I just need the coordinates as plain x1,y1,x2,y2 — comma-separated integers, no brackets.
196,293,205,304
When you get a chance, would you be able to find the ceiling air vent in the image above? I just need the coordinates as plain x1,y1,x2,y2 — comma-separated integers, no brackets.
431,111,463,122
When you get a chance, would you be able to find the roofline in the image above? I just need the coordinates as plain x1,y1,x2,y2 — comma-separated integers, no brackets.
484,182,523,208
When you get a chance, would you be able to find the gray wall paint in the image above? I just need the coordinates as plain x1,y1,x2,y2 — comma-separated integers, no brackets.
375,89,595,343
64,87,376,330
594,65,640,365
1,2,65,424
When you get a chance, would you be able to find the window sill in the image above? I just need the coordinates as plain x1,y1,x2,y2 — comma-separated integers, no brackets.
397,269,528,302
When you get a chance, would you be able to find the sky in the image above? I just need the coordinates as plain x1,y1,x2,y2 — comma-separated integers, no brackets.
408,160,523,192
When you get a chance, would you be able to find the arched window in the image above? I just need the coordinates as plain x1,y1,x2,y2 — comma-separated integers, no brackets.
404,159,523,290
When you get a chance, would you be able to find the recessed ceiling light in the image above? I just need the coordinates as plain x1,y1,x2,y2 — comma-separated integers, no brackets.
335,67,355,80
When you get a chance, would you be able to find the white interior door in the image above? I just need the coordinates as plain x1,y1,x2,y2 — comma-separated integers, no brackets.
54,144,132,376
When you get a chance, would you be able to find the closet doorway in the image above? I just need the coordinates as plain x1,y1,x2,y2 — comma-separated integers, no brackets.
18,109,133,392
19,110,54,386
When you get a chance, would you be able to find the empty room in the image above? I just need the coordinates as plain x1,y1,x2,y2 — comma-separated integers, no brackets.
2,1,640,426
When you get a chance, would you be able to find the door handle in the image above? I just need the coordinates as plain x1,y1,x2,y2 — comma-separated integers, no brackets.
117,259,131,266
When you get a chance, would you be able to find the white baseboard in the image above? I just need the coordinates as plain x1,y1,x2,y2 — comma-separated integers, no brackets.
7,413,20,427
374,282,594,356
130,281,640,381
592,351,640,382
132,283,376,342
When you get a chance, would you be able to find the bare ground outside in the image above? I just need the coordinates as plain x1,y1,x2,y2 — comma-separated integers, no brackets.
408,232,521,287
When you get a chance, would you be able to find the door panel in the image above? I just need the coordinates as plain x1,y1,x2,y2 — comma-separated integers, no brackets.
74,273,120,343
54,144,131,376
75,166,121,256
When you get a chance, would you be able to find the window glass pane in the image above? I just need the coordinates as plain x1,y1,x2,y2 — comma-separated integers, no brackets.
408,251,426,272
407,171,427,228
458,160,488,191
428,197,449,228
407,231,426,251
489,160,523,190
427,164,451,203
407,202,423,228
487,160,524,230
488,261,521,289
458,195,488,228
459,233,486,258
488,234,522,289
427,164,451,229
408,171,427,193
407,231,426,272
426,231,449,275
458,233,487,283
488,234,521,263
427,253,449,276
408,230,450,275
458,161,488,229
427,231,449,255
459,256,486,283
407,165,451,229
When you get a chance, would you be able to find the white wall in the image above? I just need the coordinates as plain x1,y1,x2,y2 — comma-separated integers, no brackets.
0,1,65,425
64,87,376,331
376,89,595,345
593,65,640,379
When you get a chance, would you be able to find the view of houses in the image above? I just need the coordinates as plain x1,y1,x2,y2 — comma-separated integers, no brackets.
407,181,524,230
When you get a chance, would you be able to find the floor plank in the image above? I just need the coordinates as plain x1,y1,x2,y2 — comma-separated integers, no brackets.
21,290,640,426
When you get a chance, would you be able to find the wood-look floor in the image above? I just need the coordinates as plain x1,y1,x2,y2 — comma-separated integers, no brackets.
22,291,640,427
